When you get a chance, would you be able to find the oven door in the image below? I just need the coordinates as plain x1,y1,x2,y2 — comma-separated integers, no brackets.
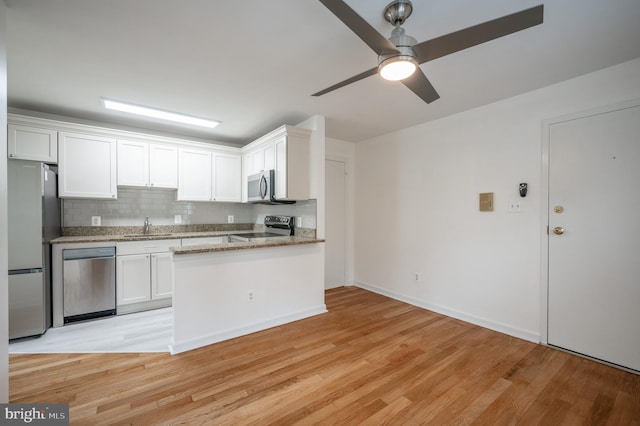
247,171,271,202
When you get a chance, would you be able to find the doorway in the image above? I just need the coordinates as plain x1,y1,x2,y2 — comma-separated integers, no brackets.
544,101,640,371
325,159,346,289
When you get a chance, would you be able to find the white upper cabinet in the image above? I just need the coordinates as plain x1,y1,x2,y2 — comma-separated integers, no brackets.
244,148,264,176
118,139,177,188
213,153,242,202
149,143,178,188
178,147,242,202
117,140,148,187
58,132,117,199
178,147,212,201
7,124,58,163
8,114,248,202
274,127,310,201
241,125,310,202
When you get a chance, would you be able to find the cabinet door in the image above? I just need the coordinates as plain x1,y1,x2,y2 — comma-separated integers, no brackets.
149,144,178,188
274,136,288,200
59,132,117,199
213,153,242,202
177,148,212,201
151,252,173,300
263,143,275,171
8,124,58,163
246,148,264,175
117,140,149,187
116,254,151,306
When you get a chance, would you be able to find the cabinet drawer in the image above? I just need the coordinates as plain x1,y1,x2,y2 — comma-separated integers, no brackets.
181,236,227,246
116,239,180,255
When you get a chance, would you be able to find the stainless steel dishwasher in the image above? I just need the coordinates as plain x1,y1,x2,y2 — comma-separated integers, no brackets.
62,247,116,323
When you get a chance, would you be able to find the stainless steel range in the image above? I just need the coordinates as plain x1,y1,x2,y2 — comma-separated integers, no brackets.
230,215,295,242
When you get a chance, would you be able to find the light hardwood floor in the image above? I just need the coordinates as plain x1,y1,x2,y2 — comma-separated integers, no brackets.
9,307,172,354
9,287,640,424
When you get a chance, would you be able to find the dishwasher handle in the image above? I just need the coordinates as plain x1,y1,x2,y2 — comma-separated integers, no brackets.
63,247,116,261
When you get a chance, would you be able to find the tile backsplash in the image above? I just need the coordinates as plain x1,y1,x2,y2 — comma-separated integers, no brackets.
63,188,317,229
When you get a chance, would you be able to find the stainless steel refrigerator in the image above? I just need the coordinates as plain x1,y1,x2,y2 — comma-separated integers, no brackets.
8,159,61,339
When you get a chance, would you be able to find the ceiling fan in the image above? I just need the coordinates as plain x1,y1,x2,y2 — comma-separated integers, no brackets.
313,0,544,104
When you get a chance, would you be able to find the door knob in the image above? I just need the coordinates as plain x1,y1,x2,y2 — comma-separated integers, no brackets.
553,226,564,235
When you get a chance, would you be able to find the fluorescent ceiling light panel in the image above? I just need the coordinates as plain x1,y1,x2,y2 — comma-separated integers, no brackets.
103,99,220,129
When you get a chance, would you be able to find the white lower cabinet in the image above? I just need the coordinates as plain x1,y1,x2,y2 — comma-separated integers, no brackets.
151,252,173,300
116,239,179,312
117,254,151,305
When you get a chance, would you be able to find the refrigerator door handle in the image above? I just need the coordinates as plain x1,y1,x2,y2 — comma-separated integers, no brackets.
8,268,44,275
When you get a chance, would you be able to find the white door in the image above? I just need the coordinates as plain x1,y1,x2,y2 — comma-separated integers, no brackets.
548,104,640,371
325,159,346,289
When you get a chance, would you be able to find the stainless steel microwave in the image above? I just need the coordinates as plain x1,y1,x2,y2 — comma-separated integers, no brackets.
247,169,295,204
247,170,272,203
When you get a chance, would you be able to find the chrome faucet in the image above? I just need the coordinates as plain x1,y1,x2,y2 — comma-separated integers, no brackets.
143,216,152,234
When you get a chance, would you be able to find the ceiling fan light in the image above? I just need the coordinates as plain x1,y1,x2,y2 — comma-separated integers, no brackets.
378,55,417,81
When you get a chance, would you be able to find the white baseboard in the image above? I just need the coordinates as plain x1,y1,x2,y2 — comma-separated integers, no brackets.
354,281,539,343
169,305,328,354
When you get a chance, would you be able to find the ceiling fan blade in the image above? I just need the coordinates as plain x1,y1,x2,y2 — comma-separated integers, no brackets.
412,5,544,63
402,68,440,104
312,67,378,97
319,0,399,56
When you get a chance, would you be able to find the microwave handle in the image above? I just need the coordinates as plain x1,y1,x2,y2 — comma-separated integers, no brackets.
260,175,268,199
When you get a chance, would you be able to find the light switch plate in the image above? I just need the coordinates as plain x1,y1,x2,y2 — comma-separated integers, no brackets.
227,215,234,224
508,200,522,212
479,193,494,212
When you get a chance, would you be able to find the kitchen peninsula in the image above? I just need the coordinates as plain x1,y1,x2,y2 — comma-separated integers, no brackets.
51,229,326,354
171,237,326,354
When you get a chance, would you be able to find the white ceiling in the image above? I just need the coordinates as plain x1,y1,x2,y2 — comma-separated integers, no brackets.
5,0,640,145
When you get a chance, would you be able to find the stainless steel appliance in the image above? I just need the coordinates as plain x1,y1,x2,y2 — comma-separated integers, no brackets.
247,170,271,203
247,170,295,204
62,247,116,323
230,215,295,242
8,160,61,339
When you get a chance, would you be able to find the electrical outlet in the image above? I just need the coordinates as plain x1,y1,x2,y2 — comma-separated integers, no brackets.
174,214,182,224
296,216,302,227
91,216,101,226
414,273,421,282
248,291,255,302
228,215,234,224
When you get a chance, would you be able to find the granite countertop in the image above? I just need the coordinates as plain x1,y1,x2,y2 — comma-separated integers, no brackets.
51,230,238,244
172,236,325,255
50,225,324,252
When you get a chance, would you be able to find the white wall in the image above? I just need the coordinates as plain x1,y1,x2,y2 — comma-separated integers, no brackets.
354,58,640,342
0,0,9,402
326,137,356,285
